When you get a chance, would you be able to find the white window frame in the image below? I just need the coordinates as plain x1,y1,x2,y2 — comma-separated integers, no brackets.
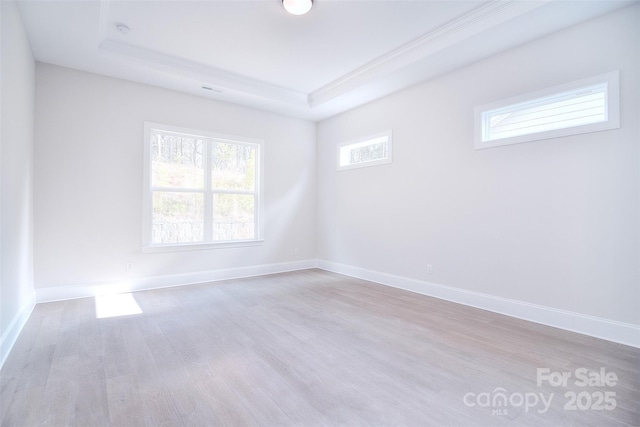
474,71,620,150
142,122,264,253
337,130,393,171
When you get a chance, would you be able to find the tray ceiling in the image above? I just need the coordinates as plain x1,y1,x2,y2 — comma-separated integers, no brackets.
17,0,637,120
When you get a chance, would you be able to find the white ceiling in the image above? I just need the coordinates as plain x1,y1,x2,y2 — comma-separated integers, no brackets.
17,0,637,121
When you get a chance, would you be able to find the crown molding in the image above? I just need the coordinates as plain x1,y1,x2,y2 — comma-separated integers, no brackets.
97,39,309,108
93,0,631,120
308,0,552,107
97,0,308,109
97,0,552,114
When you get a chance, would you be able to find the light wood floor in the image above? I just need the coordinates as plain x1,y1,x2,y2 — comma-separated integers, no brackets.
1,269,638,426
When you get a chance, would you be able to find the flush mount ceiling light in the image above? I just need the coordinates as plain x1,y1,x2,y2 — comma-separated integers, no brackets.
282,0,313,15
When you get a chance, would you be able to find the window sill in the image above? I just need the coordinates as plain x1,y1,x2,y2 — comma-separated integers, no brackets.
142,239,264,253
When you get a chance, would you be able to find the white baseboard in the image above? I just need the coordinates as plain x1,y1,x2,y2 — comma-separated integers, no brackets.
316,260,640,349
36,259,317,303
31,258,640,349
0,292,36,371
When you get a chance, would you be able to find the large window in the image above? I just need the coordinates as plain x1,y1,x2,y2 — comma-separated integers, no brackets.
474,71,619,149
143,123,263,251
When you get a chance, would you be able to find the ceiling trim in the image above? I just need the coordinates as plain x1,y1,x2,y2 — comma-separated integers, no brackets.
97,39,310,107
97,0,308,108
308,0,552,107
94,0,564,114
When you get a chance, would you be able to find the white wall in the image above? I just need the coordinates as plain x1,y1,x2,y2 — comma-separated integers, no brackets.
0,1,36,365
34,64,316,292
317,6,640,326
21,4,640,347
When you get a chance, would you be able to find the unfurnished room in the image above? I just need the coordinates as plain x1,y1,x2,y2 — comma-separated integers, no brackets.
1,0,639,425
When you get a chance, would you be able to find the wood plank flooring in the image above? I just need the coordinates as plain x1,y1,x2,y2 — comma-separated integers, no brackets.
1,269,638,426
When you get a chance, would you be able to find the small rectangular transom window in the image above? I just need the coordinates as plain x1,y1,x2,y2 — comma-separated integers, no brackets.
338,130,392,170
474,71,619,149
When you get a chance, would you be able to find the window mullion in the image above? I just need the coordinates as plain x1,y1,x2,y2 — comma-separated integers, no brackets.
150,187,206,193
203,139,213,243
209,189,256,196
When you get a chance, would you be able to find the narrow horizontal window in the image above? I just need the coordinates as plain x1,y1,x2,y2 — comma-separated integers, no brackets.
338,131,392,171
474,71,619,149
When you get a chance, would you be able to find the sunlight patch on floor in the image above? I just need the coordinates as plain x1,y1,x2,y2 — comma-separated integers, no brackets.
95,292,143,319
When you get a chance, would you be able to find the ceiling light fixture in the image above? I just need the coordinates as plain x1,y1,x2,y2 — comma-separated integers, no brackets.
282,0,313,16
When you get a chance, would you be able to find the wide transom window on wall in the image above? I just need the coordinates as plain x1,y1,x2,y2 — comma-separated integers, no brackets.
474,71,620,149
337,130,393,171
143,123,263,252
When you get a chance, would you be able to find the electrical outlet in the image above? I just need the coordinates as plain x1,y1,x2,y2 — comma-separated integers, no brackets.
294,247,300,256
426,264,433,274
125,263,133,273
